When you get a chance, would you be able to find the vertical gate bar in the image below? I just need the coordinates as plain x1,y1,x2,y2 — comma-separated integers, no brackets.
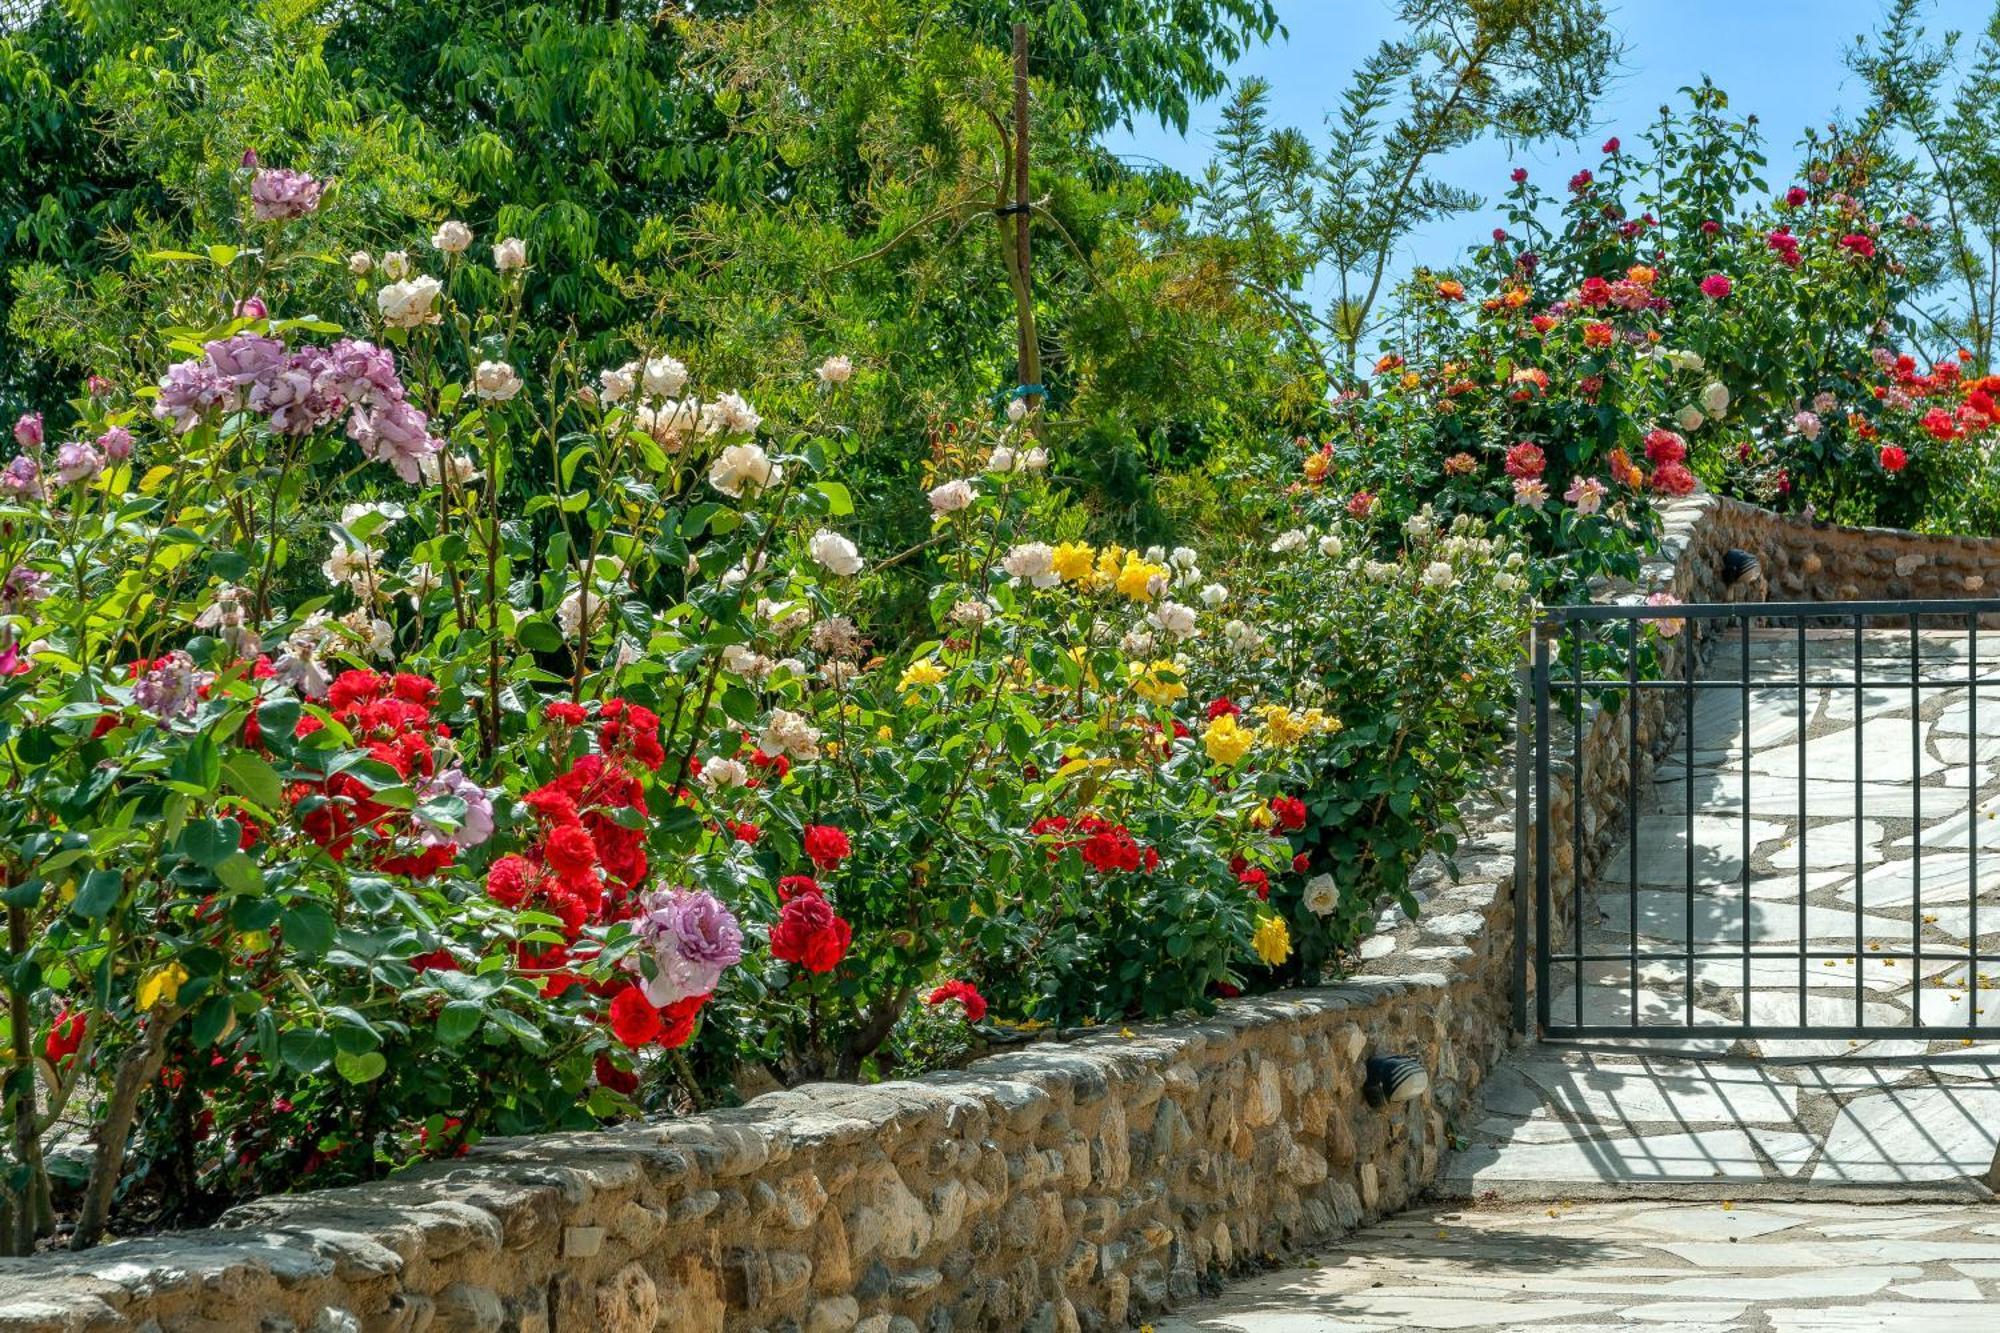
1912,613,1923,1032
1513,643,1531,1036
1741,614,1752,1027
1535,631,1552,1034
1629,620,1641,1026
1972,612,1980,1033
1686,612,1697,1030
1797,617,1808,1027
1856,613,1865,1030
1573,621,1586,1032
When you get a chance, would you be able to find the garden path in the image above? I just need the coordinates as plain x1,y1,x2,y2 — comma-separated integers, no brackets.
1164,628,2000,1330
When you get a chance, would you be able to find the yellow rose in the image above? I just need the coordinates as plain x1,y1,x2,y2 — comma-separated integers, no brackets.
1252,913,1292,967
1051,542,1096,583
1114,553,1169,603
1203,714,1254,766
1301,451,1331,482
136,961,190,1011
898,659,945,691
1131,659,1187,706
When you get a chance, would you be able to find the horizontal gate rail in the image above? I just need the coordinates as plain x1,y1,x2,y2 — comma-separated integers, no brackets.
1524,598,2000,1043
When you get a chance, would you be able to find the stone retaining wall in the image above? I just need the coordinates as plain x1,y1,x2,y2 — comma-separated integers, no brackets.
6,492,1981,1333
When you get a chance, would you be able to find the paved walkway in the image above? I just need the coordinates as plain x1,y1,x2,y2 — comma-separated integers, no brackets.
1165,629,2000,1330
1155,1199,2000,1332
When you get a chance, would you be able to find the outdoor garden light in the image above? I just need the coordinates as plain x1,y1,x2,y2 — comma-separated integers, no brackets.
1721,548,1761,586
1362,1054,1430,1108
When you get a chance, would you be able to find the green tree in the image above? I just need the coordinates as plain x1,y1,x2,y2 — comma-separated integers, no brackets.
1197,0,1620,382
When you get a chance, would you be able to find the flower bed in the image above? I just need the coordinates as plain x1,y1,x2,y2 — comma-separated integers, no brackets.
0,168,1527,1253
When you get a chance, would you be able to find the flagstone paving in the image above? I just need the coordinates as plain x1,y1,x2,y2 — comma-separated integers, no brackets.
1154,1200,2000,1332
1164,629,2000,1330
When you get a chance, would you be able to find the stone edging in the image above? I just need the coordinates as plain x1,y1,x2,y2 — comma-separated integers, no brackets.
6,492,1989,1333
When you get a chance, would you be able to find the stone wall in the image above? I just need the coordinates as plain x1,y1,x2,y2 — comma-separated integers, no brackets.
1699,493,2000,607
6,491,1971,1333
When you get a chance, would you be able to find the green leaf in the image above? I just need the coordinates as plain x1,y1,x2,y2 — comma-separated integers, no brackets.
179,818,236,870
437,1000,483,1047
814,481,854,516
483,1007,546,1051
191,993,235,1047
222,752,286,808
213,854,264,896
70,869,123,920
334,1049,387,1084
518,616,565,653
279,902,334,957
278,1028,335,1075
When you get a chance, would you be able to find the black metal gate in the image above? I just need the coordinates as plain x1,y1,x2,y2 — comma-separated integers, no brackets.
1519,598,2000,1042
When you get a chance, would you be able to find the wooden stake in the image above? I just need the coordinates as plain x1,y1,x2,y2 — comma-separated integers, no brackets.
1009,21,1041,404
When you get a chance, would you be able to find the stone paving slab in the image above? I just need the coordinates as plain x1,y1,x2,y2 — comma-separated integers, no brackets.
1153,1201,2000,1332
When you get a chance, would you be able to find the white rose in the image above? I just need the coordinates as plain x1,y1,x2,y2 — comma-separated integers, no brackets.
1423,560,1455,588
347,250,374,276
1006,397,1029,423
698,757,749,791
1120,628,1156,657
928,478,976,513
1022,447,1048,472
432,220,473,254
1002,541,1057,588
1317,534,1344,559
808,528,865,576
493,237,528,272
1676,405,1705,432
642,355,689,398
598,363,636,404
1303,873,1339,916
986,446,1019,474
816,355,854,386
759,708,821,762
1169,546,1199,569
949,598,994,628
708,442,781,497
1149,600,1198,640
1700,381,1730,416
1270,529,1308,554
380,250,411,280
376,275,442,329
1198,582,1229,608
473,360,523,402
699,391,762,439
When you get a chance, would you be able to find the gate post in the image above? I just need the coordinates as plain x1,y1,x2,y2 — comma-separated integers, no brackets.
1512,632,1532,1036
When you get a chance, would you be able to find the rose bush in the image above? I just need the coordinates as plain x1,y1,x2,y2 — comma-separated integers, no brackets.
0,161,1526,1249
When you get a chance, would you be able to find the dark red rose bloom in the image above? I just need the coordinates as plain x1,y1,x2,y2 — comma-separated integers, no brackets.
770,892,852,974
545,701,588,727
1205,696,1241,720
608,986,662,1048
542,823,598,877
658,994,707,1050
927,979,988,1022
802,824,851,870
777,875,821,901
1270,795,1307,831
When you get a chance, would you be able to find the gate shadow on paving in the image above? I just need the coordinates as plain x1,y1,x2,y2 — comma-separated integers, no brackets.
1486,625,2000,1196
1154,1200,2000,1332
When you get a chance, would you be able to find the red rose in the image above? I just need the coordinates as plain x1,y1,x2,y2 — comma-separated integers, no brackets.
1238,867,1271,900
44,1009,86,1066
1270,795,1307,831
1205,696,1241,721
777,875,821,901
543,823,598,877
486,854,537,907
1880,444,1909,473
545,701,588,727
1651,461,1698,497
658,994,707,1049
1292,852,1311,873
1504,442,1546,480
770,893,852,974
802,824,851,870
594,1054,639,1095
927,980,988,1022
1839,233,1877,259
1643,429,1687,467
608,986,662,1048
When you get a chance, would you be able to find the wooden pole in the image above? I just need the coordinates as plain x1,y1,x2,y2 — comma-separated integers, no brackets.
1009,21,1041,405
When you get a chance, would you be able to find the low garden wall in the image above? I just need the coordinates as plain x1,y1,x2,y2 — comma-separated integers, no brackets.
7,492,1996,1333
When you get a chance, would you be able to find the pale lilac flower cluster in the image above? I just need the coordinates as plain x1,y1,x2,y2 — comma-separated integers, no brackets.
155,333,440,482
53,441,102,487
249,168,324,222
414,768,497,849
97,427,133,462
0,455,42,501
134,651,211,722
1,565,45,613
628,888,743,1005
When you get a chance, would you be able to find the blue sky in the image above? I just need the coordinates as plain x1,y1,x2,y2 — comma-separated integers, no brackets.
1105,0,1992,293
